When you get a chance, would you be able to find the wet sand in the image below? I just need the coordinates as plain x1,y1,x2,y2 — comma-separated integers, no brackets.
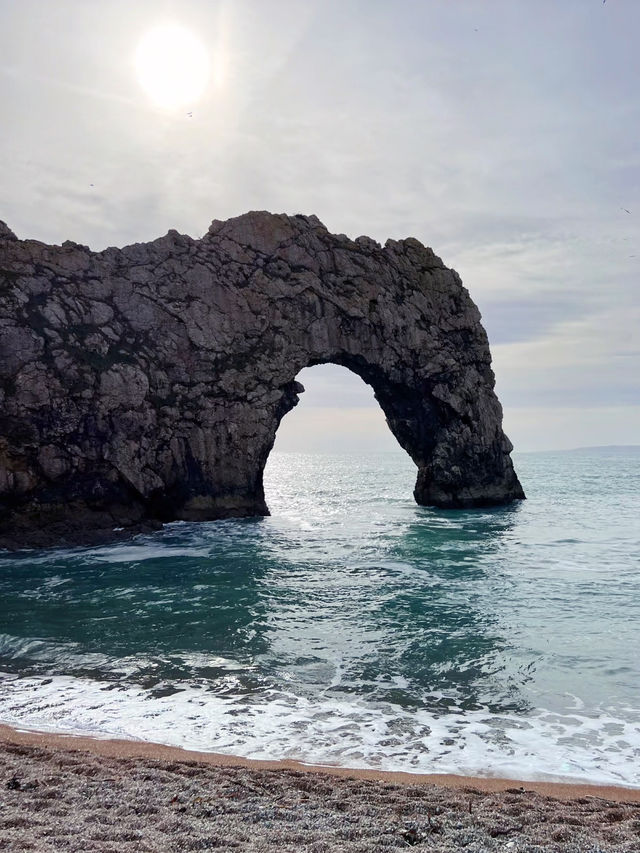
1,723,639,851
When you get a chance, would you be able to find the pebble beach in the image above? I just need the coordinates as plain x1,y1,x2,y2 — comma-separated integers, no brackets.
1,725,639,853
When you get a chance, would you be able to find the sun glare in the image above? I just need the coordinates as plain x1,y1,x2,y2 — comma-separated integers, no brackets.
135,24,209,109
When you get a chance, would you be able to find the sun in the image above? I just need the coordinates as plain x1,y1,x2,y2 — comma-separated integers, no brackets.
135,24,210,110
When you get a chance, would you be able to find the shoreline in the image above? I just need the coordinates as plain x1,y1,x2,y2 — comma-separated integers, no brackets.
4,721,640,852
2,722,638,804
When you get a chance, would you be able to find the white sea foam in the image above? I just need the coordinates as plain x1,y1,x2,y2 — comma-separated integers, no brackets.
0,671,638,788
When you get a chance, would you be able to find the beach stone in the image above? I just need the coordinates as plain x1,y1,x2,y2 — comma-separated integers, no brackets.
0,211,524,548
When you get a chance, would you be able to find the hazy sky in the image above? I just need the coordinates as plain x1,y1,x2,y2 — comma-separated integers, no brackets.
1,0,638,453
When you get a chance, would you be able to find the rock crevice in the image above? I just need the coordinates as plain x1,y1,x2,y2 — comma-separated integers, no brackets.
0,211,524,548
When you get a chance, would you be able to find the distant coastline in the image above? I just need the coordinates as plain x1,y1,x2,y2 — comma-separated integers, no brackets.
521,445,640,455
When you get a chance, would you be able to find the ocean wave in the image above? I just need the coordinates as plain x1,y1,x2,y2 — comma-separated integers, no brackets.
0,672,638,788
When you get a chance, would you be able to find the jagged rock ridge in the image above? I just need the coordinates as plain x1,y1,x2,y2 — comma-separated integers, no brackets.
0,211,524,547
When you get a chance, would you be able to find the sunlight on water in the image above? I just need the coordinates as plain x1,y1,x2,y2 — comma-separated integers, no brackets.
0,449,639,786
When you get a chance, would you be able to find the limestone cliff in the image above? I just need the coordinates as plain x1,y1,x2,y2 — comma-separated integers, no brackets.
0,212,524,548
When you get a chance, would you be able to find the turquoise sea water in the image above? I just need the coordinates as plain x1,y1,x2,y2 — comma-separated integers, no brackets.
0,449,639,787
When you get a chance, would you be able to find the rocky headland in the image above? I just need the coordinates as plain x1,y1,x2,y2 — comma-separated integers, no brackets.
0,212,524,548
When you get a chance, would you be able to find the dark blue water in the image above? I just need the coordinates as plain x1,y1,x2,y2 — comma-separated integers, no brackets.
0,449,639,786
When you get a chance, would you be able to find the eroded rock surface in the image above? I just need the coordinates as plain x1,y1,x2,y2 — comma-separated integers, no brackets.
0,211,524,548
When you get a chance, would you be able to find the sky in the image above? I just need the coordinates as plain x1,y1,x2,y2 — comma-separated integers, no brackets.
1,0,638,453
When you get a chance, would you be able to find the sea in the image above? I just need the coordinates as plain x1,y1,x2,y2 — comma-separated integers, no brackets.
0,448,639,788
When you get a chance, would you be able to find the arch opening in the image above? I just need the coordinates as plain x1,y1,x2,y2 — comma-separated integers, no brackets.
263,362,417,516
271,363,404,455
252,345,524,518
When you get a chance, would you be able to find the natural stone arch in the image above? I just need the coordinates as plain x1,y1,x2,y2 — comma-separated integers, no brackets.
0,212,524,548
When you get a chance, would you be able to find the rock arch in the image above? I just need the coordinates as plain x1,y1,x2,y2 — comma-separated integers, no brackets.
0,212,524,547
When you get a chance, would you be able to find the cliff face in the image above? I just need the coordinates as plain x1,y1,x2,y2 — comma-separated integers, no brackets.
0,211,524,548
